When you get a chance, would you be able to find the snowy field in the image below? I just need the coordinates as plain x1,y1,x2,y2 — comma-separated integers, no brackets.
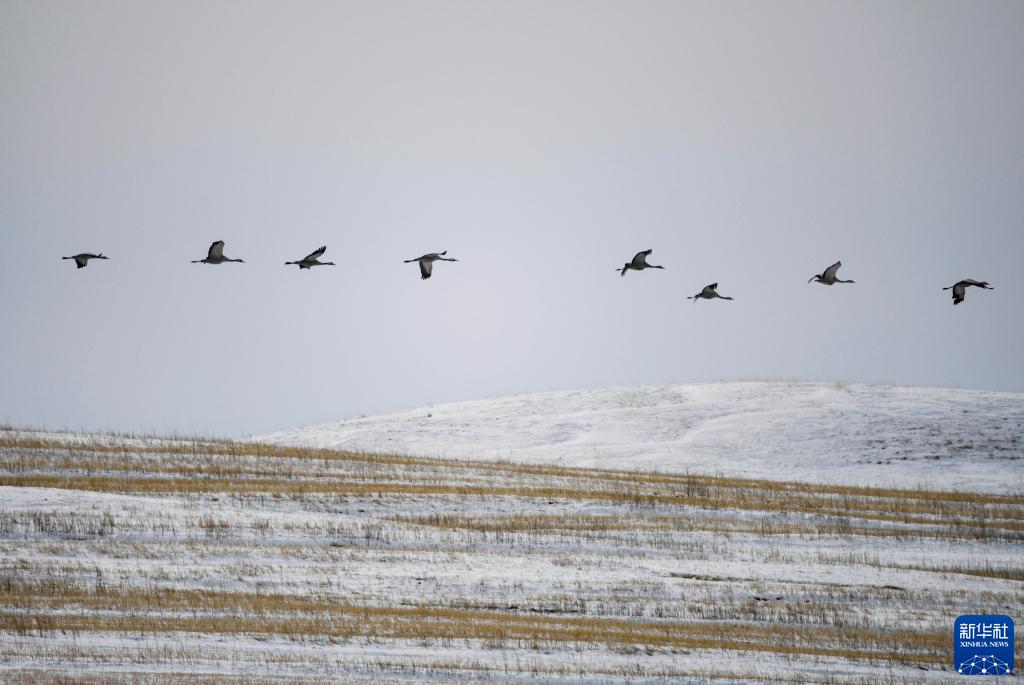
0,384,1022,683
261,382,1024,494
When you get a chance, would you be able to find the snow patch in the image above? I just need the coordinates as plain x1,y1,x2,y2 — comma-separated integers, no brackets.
260,382,1024,492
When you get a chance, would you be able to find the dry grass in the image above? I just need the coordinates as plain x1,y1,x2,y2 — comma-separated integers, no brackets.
3,431,1022,506
5,429,1022,552
0,579,955,664
1,427,1022,681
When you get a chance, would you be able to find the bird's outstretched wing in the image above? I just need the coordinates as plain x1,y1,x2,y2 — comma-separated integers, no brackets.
630,249,652,267
419,260,433,279
74,256,88,268
208,241,225,259
822,261,841,281
951,283,966,304
304,246,327,261
706,283,718,292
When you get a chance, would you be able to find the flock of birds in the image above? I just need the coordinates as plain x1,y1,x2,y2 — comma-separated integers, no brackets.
63,241,458,281
609,248,990,305
63,242,995,305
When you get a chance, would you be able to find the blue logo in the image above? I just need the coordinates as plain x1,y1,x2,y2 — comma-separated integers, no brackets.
954,615,1014,675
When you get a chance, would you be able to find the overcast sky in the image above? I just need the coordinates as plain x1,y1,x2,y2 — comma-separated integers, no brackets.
1,1,1022,437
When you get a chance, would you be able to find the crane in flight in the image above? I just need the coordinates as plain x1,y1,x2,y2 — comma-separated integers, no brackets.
63,253,108,269
943,279,993,305
808,260,854,285
404,251,457,280
286,246,335,269
192,241,244,265
687,283,735,303
619,249,665,277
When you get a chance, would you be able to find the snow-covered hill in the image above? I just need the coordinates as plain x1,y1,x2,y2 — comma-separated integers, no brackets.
261,382,1024,493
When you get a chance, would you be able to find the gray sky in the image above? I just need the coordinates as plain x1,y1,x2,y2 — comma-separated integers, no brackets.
2,0,1022,437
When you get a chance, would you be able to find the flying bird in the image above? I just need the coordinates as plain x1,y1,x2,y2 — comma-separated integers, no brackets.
619,249,665,276
943,279,993,305
808,260,854,285
192,241,244,265
63,253,108,269
687,282,734,302
404,251,457,280
286,246,335,269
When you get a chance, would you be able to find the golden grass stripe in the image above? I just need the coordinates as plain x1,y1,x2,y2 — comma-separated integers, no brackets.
3,432,1021,505
1,473,1020,541
0,581,953,666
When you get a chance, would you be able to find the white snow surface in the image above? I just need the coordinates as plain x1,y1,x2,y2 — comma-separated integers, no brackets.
261,382,1024,492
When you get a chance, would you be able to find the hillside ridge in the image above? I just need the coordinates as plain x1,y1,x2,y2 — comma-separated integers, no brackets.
260,382,1024,493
